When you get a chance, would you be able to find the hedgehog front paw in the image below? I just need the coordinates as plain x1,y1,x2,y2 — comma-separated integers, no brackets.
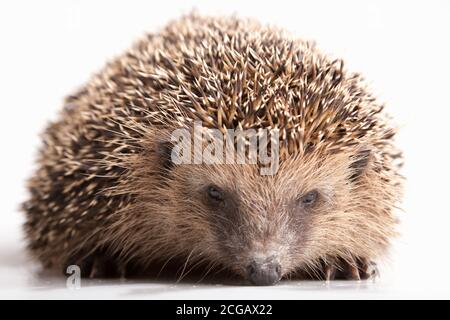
323,257,378,281
65,253,125,279
88,255,124,279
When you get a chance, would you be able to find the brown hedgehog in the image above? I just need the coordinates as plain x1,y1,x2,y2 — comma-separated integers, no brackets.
23,14,403,286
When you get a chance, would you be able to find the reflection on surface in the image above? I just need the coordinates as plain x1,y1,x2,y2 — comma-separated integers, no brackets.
0,240,391,299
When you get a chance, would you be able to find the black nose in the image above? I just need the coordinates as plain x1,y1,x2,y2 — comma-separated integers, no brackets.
247,258,282,286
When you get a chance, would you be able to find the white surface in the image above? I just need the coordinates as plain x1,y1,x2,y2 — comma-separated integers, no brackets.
1,0,450,299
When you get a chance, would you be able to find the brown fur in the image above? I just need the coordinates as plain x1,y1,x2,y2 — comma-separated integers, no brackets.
23,14,403,282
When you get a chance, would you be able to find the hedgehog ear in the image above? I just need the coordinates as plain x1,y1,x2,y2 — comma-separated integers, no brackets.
349,147,372,182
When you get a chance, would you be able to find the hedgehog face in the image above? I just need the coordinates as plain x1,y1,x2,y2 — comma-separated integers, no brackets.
163,147,376,285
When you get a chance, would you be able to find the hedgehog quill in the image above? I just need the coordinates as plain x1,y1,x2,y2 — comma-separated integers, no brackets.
23,15,403,286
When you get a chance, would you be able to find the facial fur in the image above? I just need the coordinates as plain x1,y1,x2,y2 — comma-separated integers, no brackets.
108,142,399,283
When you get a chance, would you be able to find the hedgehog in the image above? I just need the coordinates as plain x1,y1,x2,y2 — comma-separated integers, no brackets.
22,14,403,286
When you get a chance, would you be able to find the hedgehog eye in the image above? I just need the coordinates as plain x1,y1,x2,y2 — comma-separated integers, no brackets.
207,185,225,202
298,190,318,208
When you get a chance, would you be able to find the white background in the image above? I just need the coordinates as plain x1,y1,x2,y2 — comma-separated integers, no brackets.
0,0,449,299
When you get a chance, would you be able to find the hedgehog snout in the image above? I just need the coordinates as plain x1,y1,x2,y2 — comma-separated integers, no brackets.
246,256,282,286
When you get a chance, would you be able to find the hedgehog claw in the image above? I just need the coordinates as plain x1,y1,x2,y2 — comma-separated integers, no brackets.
324,264,336,281
323,258,378,281
359,260,379,280
89,257,107,278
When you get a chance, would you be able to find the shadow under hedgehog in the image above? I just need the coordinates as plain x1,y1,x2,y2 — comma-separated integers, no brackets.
22,14,403,286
